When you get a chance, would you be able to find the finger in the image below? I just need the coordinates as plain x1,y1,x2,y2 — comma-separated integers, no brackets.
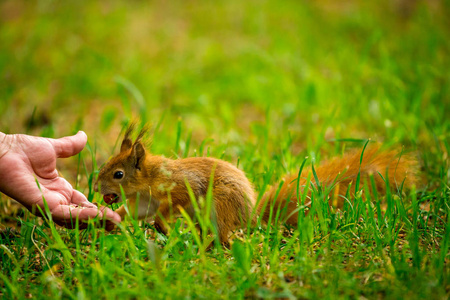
71,190,97,208
50,205,102,227
72,190,121,223
99,206,122,224
51,205,119,231
50,131,88,158
53,205,102,220
49,193,121,230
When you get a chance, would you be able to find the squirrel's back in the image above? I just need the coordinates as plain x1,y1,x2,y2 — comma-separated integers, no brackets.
259,146,418,226
166,157,256,208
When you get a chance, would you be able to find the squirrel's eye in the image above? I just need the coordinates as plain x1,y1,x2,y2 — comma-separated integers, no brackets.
113,171,124,179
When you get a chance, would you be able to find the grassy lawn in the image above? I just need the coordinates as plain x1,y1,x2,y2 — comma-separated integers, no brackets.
1,0,449,298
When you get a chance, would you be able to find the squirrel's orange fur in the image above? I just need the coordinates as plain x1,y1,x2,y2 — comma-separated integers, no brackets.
95,126,417,245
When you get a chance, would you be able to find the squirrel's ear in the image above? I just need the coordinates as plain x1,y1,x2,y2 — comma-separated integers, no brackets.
131,142,146,170
121,138,132,152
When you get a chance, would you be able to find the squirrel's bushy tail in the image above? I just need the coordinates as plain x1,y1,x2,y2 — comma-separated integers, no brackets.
258,146,418,226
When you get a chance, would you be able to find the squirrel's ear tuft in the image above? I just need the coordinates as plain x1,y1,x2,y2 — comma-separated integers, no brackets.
121,122,136,152
121,138,132,152
131,142,146,170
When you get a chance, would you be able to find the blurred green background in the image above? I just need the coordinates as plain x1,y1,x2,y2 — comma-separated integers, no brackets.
1,0,449,179
1,1,449,298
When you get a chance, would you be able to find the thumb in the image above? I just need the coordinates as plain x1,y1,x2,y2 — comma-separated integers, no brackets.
50,131,88,158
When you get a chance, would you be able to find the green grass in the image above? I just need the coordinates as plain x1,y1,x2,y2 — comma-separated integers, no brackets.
1,0,449,299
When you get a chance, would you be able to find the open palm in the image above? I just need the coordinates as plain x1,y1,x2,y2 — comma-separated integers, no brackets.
0,131,120,229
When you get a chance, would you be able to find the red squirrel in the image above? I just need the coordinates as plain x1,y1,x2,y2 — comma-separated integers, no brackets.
94,125,256,245
95,125,418,245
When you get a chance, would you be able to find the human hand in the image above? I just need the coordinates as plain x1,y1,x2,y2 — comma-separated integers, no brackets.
0,131,121,230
